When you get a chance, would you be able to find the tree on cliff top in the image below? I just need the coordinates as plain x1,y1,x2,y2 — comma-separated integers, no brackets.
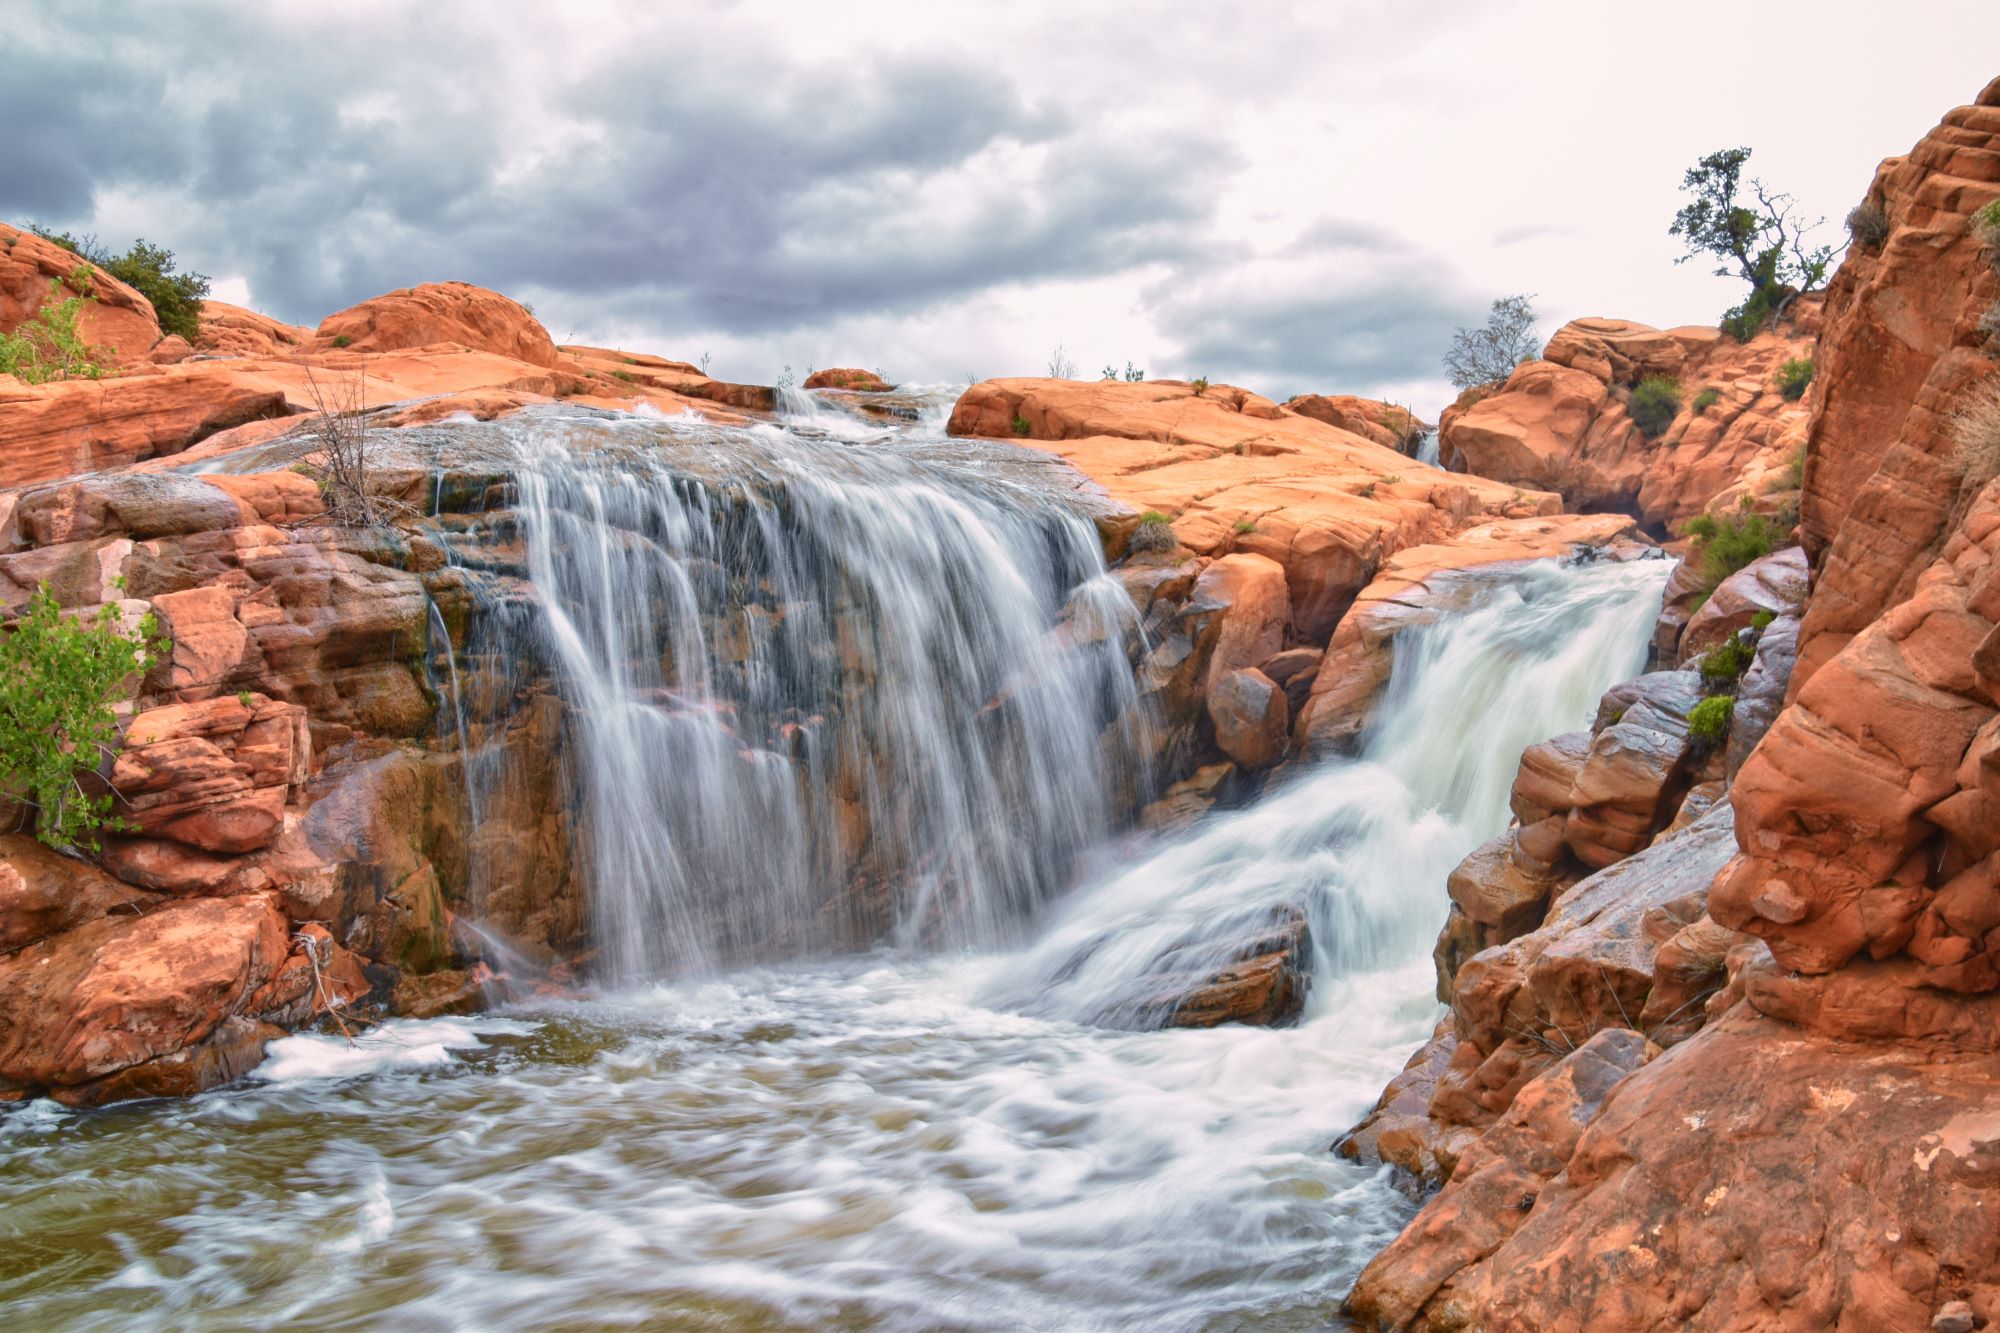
1669,148,1835,340
32,229,211,343
1443,294,1540,390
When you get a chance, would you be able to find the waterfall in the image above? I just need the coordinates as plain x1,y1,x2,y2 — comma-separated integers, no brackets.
491,412,1149,983
990,556,1671,1026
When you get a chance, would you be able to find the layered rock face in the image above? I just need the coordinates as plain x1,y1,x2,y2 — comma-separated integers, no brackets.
1438,308,1815,533
1344,76,2000,1331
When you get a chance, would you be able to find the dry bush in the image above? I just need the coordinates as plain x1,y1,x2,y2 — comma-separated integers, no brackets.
300,364,390,526
1954,376,2000,487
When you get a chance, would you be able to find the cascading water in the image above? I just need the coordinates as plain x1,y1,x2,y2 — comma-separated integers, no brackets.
0,388,1673,1332
489,406,1148,980
986,557,1670,1027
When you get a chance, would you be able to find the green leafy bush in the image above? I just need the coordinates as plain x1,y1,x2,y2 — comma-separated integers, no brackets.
1691,387,1721,415
0,585,163,850
1011,414,1032,436
1699,634,1755,687
36,231,210,342
1628,376,1683,437
1233,518,1256,534
1687,694,1734,748
1190,376,1210,397
1750,609,1776,630
1776,358,1814,401
331,334,353,348
0,278,112,383
1684,506,1780,589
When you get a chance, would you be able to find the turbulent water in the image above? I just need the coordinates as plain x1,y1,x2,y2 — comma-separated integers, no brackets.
0,390,1670,1331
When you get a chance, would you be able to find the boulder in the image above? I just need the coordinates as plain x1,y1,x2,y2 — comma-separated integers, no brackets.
802,367,892,391
1207,666,1287,768
195,301,311,357
0,223,162,365
1679,546,1810,662
313,281,558,367
1127,904,1312,1029
0,835,152,952
111,694,310,855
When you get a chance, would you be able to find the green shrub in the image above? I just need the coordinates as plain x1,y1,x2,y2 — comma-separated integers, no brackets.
1628,376,1683,437
331,334,353,348
1233,518,1256,534
0,279,112,383
1750,609,1776,630
1684,506,1780,589
1687,694,1734,748
1699,634,1755,687
1190,375,1210,397
1846,201,1890,251
1776,358,1814,401
612,369,635,383
1720,285,1784,342
1011,414,1032,436
1691,387,1721,415
236,689,257,707
35,233,211,343
0,585,163,850
1783,444,1807,491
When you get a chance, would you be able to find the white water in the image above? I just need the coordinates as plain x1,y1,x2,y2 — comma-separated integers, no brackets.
0,391,1672,1331
499,405,1148,981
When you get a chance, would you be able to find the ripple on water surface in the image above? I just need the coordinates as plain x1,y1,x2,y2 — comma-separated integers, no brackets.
0,957,1425,1332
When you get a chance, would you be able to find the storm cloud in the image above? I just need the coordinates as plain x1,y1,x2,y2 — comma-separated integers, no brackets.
3,1,1992,412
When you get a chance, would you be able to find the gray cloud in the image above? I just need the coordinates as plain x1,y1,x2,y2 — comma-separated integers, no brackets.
0,3,1226,341
1146,222,1478,398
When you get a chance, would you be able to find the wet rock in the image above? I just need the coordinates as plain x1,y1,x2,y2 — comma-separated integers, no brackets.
1207,666,1288,768
1129,904,1311,1029
111,693,310,855
1678,546,1810,663
0,895,294,1103
1345,1028,1649,1330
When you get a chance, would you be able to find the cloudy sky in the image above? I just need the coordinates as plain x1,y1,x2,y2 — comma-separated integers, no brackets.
5,1,1994,416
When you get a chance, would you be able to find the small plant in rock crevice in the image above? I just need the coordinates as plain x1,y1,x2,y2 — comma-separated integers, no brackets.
1127,511,1178,555
1698,634,1756,689
0,278,112,384
1687,694,1735,750
1846,201,1891,251
1952,375,2000,487
1233,518,1257,534
1684,503,1781,591
1691,387,1722,415
1190,376,1210,397
1628,376,1683,437
1972,199,2000,253
1011,414,1033,437
1776,358,1814,401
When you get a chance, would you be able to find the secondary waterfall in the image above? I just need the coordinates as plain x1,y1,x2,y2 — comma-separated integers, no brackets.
491,408,1148,981
987,556,1670,1026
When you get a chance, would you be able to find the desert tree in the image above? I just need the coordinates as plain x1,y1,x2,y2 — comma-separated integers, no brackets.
1443,294,1540,390
1669,147,1835,339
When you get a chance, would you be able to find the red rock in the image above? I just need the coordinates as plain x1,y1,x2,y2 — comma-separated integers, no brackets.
802,367,893,391
111,694,310,854
0,835,152,952
313,281,558,367
1345,1028,1649,1330
0,223,162,364
1677,545,1810,662
1297,515,1643,754
1187,553,1289,692
951,376,1554,640
1438,311,1817,532
1283,393,1431,452
146,334,193,365
1207,666,1287,768
195,301,311,357
0,369,292,488
0,895,291,1099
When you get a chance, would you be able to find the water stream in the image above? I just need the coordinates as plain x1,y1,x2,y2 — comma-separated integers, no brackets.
0,390,1669,1331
